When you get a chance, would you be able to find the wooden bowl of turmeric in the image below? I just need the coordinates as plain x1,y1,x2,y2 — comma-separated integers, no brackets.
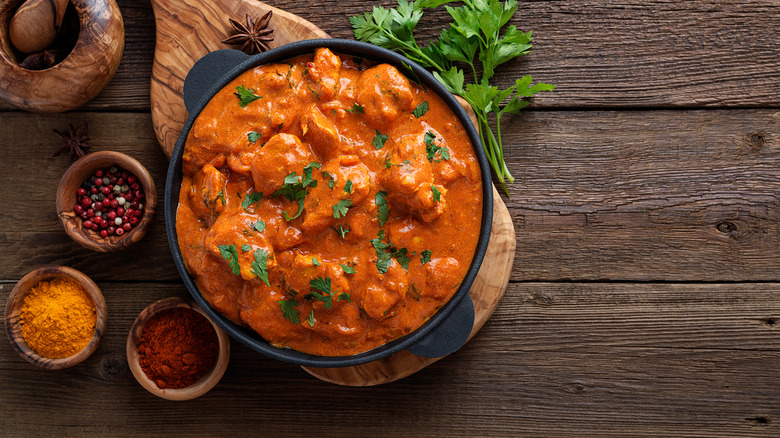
4,266,107,370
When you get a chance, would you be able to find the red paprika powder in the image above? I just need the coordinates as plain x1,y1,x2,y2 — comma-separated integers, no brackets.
137,307,219,389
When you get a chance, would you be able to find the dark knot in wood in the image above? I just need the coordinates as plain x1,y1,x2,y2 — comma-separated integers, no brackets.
748,133,765,149
716,221,737,233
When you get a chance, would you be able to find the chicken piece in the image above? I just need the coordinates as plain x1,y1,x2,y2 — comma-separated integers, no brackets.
250,133,315,195
300,104,341,160
302,155,371,234
307,48,341,100
356,64,414,127
203,211,276,282
379,132,448,222
424,257,460,300
282,253,351,299
188,164,227,223
361,259,408,319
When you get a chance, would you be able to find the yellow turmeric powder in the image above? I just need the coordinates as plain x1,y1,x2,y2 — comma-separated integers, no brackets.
20,277,97,358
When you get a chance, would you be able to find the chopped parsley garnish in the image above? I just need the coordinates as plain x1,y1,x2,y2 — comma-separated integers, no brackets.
242,191,263,212
384,156,410,169
322,171,335,190
253,220,266,232
306,309,316,326
375,191,389,227
302,162,321,188
272,165,319,221
332,224,350,238
306,84,321,98
344,180,353,194
247,131,261,143
217,244,240,276
308,276,350,309
424,131,450,162
278,123,284,130
235,85,261,107
370,230,413,273
431,185,441,202
412,101,429,118
340,264,356,274
278,300,299,324
346,103,365,114
241,244,251,252
332,199,353,219
420,249,432,264
312,256,320,266
373,130,389,149
250,248,270,286
217,189,226,206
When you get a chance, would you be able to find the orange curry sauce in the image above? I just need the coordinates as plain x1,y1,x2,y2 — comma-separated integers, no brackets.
177,48,482,356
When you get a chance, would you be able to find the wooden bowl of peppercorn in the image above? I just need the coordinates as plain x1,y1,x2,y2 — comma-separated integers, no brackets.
126,297,230,401
56,150,157,252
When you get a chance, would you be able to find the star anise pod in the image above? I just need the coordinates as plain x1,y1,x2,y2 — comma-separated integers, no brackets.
222,11,274,55
52,121,92,161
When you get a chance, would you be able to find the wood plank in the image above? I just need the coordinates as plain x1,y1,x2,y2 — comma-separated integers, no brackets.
2,0,777,111
1,110,778,282
1,282,778,436
504,109,780,281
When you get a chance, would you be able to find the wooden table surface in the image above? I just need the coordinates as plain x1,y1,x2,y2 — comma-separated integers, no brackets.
2,1,779,436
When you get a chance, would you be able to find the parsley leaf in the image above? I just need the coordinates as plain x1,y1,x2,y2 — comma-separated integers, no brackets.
421,249,432,264
235,85,261,107
282,198,305,221
332,225,350,238
309,276,334,308
373,130,389,149
302,162,321,188
217,244,240,276
241,244,251,252
242,192,263,212
346,103,365,114
306,309,316,326
250,249,270,286
344,180,353,194
339,293,351,303
253,220,266,232
369,230,412,273
375,191,389,227
278,300,300,324
340,264,356,274
431,185,441,202
412,101,429,118
312,256,320,266
332,199,353,219
424,131,450,162
247,131,261,143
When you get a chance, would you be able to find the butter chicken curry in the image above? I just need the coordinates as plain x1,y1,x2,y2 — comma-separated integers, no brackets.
177,48,482,356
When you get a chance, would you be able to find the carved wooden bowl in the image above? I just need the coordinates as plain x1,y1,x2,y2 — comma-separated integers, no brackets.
0,0,124,112
56,151,157,252
126,297,231,401
4,266,107,370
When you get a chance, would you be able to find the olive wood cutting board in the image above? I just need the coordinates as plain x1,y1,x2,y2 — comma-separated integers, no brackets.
150,0,515,386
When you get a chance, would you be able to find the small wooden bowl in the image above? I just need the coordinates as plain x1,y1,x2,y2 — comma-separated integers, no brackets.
4,266,107,370
126,297,230,401
56,151,157,252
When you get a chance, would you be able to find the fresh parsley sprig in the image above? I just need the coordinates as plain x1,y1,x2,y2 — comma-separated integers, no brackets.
351,0,554,195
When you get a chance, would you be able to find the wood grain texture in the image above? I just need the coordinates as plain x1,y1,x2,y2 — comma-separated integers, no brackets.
150,0,329,156
0,0,125,112
0,110,777,282
303,185,515,386
1,0,777,111
1,281,778,437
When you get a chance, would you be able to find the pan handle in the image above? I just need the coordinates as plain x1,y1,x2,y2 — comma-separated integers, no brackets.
183,49,249,113
406,295,474,358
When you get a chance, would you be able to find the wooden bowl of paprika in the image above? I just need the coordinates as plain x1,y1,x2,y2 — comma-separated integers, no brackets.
126,297,230,401
4,265,107,370
56,150,157,252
